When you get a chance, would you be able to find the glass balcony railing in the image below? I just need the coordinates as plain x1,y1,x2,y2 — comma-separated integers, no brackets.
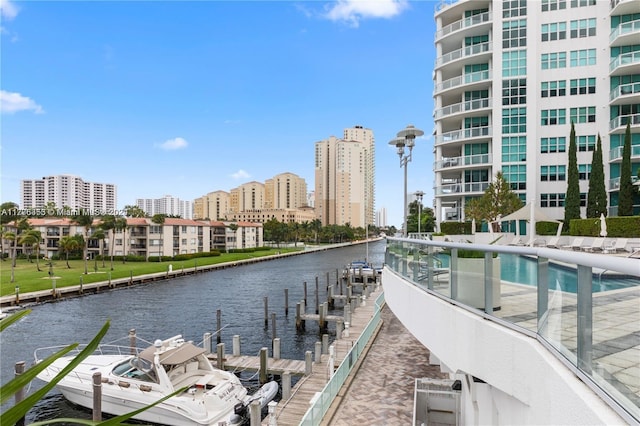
610,51,640,73
610,18,640,43
609,144,640,161
435,126,491,145
436,42,491,68
434,98,491,120
385,238,640,423
434,70,491,94
435,181,489,195
435,11,491,40
609,82,640,102
434,153,492,170
609,113,640,131
609,175,639,190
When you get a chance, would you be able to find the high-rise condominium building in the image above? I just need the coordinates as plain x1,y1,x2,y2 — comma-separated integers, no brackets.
229,181,265,213
376,207,388,228
193,191,230,220
21,174,117,212
433,0,639,228
315,125,375,227
264,172,308,210
135,195,193,219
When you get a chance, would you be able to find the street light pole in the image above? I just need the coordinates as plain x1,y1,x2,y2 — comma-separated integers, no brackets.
415,190,424,239
389,125,424,237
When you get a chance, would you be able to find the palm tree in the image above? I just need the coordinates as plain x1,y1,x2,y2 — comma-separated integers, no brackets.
115,217,128,264
3,231,16,282
59,235,80,268
92,229,106,269
151,214,166,261
72,213,94,274
227,223,239,251
310,219,322,244
100,215,116,270
19,229,42,271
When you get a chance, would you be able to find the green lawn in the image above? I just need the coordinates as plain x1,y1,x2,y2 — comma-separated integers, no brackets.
0,249,301,297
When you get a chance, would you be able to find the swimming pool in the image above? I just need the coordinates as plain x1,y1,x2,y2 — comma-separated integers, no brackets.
434,253,639,293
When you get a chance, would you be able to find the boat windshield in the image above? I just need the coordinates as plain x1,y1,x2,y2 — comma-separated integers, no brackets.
112,357,158,383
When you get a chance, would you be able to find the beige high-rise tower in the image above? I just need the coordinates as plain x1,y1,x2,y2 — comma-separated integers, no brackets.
314,125,375,227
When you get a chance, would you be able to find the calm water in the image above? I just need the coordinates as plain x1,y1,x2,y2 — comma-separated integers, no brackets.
0,241,385,422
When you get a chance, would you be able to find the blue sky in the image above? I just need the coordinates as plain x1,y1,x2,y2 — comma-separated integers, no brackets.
1,0,436,227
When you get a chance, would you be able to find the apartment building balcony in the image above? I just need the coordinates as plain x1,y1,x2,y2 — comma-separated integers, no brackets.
610,0,640,15
609,113,640,132
130,230,147,237
609,144,640,162
435,11,491,43
434,153,492,171
436,180,489,196
434,98,491,121
610,82,640,105
435,42,491,70
609,51,640,76
46,229,60,237
434,126,492,146
610,18,640,47
434,70,492,97
609,175,639,190
130,243,147,249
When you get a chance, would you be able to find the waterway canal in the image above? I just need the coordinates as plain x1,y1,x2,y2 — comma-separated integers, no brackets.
0,240,385,422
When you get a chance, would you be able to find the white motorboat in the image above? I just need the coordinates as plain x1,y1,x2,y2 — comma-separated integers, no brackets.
35,334,278,425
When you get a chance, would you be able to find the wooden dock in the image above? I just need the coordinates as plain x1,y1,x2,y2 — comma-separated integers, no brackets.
269,283,384,426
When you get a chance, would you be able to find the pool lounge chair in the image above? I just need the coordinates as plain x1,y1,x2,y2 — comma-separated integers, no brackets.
582,237,605,252
508,236,525,246
545,236,560,248
562,237,584,250
604,238,628,253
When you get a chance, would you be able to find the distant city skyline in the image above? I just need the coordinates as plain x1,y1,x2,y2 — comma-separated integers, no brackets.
1,1,436,227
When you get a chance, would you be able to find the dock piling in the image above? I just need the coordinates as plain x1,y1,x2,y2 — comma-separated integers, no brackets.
233,335,241,356
14,361,25,426
322,334,329,355
282,371,291,400
314,341,321,363
249,399,261,426
128,329,136,355
203,332,212,354
263,296,269,325
259,347,268,384
305,351,312,375
216,343,225,370
271,312,276,339
303,281,307,304
273,337,281,360
284,288,289,316
92,372,102,421
315,277,319,314
216,309,222,344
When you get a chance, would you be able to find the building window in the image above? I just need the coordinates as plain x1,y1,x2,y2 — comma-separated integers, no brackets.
541,80,566,97
578,164,592,180
541,165,566,181
541,109,566,125
577,135,596,152
502,108,527,133
541,137,567,153
541,21,566,41
540,193,566,207
502,136,527,162
503,19,527,48
570,0,596,7
502,50,527,77
502,79,527,105
570,106,596,123
503,0,527,18
569,78,596,95
541,52,566,69
502,165,527,190
542,0,566,11
570,18,596,38
570,49,596,67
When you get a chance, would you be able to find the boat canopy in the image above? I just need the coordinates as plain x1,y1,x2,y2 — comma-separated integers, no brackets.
139,342,206,365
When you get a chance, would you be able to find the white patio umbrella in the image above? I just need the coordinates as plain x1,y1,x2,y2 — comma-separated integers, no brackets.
599,213,607,237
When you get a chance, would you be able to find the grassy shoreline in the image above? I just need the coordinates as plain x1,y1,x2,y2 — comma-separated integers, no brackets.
0,248,303,297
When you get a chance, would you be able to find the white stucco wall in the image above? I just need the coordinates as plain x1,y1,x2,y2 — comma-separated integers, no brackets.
382,268,627,425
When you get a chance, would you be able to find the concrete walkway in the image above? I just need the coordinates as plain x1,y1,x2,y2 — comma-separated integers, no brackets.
322,305,447,425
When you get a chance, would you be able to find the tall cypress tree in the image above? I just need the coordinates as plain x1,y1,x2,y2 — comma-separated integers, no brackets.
618,123,634,216
586,133,607,218
564,122,581,231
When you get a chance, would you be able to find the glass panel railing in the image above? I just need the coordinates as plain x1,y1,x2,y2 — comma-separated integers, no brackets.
610,82,640,101
436,42,491,67
385,237,640,423
610,19,640,43
434,70,491,94
609,113,640,131
610,51,640,72
434,153,491,170
436,11,491,40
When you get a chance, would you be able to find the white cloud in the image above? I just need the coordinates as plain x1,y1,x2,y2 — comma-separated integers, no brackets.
0,0,19,20
157,137,188,151
0,90,44,114
323,0,408,27
231,169,250,180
